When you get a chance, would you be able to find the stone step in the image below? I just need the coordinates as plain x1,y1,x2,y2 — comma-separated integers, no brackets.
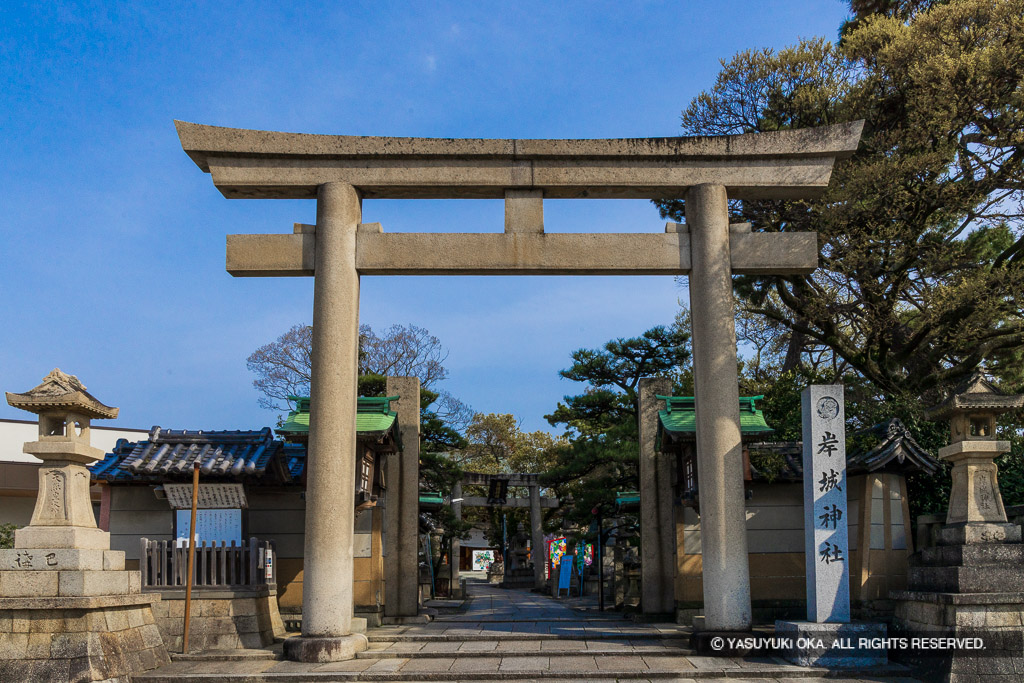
358,640,695,658
367,631,684,642
172,648,281,661
133,657,916,682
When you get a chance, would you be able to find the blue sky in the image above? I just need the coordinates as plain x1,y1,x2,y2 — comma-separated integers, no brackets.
1,1,850,434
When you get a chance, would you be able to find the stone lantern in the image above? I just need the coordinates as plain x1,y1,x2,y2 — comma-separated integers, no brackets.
924,370,1024,545
4,368,118,549
0,369,169,681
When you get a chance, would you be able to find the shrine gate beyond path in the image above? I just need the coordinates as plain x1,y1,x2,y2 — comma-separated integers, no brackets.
176,120,863,662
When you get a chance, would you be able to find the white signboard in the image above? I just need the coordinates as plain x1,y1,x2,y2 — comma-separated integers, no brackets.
801,384,850,623
164,483,247,509
176,508,243,546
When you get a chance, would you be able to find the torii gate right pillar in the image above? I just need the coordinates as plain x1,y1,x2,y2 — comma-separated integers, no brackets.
688,183,752,632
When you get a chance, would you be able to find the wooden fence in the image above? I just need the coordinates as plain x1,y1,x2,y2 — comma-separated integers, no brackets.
139,537,276,590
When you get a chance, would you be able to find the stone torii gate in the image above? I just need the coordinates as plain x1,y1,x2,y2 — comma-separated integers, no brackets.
456,472,557,590
176,120,862,662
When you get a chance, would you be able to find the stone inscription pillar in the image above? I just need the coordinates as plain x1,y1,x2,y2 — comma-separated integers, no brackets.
286,182,367,662
687,183,752,631
801,384,850,623
529,483,545,589
385,376,421,618
639,377,675,614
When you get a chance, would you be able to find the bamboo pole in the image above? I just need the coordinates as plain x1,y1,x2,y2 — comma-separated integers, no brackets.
183,462,199,653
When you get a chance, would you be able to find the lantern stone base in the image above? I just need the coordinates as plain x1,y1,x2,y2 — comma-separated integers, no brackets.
891,591,1024,682
937,521,1021,546
892,526,1024,681
15,525,112,551
0,593,170,683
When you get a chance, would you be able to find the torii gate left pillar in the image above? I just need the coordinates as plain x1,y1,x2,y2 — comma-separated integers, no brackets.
176,120,861,661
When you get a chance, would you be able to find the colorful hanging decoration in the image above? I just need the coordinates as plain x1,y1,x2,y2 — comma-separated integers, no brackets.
548,537,567,569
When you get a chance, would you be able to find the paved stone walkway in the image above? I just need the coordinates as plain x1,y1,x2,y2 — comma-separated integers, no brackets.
137,579,922,681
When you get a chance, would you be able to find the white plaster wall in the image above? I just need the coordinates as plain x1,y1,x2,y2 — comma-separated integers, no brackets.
0,418,149,464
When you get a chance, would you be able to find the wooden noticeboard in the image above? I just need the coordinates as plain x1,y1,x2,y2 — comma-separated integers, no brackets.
164,483,247,510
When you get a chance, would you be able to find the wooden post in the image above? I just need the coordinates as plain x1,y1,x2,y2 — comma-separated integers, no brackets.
183,462,199,653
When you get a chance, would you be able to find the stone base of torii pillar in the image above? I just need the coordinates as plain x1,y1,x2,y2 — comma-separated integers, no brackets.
2,370,169,682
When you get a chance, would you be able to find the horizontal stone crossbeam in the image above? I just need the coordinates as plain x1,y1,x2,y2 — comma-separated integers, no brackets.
176,121,863,200
225,226,817,277
460,472,542,488
459,496,559,509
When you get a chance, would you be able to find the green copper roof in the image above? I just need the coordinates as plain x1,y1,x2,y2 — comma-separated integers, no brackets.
418,491,444,505
657,395,774,437
278,395,399,436
615,491,640,512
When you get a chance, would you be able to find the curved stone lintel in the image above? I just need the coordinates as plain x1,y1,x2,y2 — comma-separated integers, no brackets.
176,120,865,200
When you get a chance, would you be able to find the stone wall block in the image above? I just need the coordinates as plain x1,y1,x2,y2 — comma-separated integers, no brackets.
238,631,266,648
102,550,126,571
49,632,89,660
28,611,61,633
232,614,259,633
18,658,71,682
230,599,258,616
86,611,107,631
58,570,130,597
952,606,986,628
210,633,240,649
167,599,185,618
140,623,164,649
985,607,1023,627
127,606,145,628
207,599,231,617
104,607,130,632
26,631,52,658
121,626,145,654
0,633,28,659
63,608,89,632
0,570,58,597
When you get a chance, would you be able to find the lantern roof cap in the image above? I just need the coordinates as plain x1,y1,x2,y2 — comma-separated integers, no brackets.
5,369,119,420
925,370,1024,421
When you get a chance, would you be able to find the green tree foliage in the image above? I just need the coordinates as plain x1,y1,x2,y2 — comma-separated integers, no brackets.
460,413,565,474
657,0,1024,402
657,0,1024,516
0,524,17,550
544,324,690,527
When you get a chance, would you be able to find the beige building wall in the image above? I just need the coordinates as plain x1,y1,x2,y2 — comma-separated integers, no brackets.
677,482,806,606
849,472,912,608
677,475,910,619
107,484,384,620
